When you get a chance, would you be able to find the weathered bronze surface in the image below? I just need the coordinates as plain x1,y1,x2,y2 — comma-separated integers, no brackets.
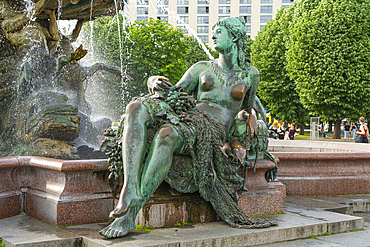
0,0,127,158
100,17,278,239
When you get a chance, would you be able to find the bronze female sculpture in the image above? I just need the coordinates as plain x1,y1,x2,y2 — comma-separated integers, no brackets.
100,17,278,239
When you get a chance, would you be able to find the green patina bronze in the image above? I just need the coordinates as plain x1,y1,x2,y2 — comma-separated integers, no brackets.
100,17,278,239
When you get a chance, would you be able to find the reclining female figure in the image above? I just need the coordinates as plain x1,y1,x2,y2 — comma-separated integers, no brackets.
100,17,277,239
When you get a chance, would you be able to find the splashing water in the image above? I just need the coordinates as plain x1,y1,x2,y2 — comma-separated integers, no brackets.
90,0,95,55
57,0,63,21
113,0,124,75
155,0,214,60
24,0,36,21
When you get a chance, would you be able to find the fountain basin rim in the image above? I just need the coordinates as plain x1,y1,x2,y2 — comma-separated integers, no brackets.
0,156,109,172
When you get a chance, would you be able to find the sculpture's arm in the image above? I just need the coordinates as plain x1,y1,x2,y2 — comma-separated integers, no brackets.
83,63,132,81
242,66,260,140
175,61,208,96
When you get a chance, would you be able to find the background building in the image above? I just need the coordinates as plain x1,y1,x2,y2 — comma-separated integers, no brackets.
128,0,295,48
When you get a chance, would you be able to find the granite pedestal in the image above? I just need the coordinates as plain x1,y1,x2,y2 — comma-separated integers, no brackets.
0,156,113,225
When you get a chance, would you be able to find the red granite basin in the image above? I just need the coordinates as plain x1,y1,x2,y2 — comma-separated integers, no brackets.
274,152,370,196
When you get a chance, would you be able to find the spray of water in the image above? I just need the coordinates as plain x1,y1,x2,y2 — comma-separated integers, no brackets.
24,0,36,21
154,0,214,60
57,0,63,21
90,0,94,54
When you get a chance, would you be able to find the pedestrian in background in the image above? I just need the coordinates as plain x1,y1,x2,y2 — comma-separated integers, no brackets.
269,121,279,139
350,122,357,140
319,125,327,138
356,117,369,143
277,122,286,140
288,123,297,140
344,121,350,140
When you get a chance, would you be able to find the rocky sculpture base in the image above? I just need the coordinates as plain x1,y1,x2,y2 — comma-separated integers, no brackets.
135,159,285,228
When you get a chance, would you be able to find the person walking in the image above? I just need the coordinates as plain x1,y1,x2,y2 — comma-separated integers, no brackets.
350,122,358,140
356,117,369,143
344,121,351,140
288,123,297,140
277,122,286,140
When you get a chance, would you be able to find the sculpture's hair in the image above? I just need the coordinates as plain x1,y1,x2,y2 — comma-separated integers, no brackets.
359,117,365,123
213,17,250,70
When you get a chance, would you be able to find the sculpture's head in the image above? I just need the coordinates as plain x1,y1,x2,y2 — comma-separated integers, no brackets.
212,17,249,70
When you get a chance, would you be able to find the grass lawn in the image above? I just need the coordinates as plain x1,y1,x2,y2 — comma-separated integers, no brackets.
294,130,336,141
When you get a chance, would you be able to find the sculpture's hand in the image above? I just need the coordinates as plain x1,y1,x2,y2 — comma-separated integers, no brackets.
246,113,258,142
148,76,172,95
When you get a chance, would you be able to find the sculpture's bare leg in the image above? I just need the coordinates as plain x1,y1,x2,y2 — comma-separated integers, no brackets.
109,102,150,219
101,125,181,238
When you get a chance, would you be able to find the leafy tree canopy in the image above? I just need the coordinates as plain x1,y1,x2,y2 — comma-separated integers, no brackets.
81,16,215,119
251,6,309,129
286,0,370,121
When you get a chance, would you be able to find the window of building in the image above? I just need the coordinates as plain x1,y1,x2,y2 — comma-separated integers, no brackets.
177,0,189,4
178,26,188,34
177,7,189,14
240,15,251,23
261,0,273,3
239,6,251,14
197,16,209,24
137,0,148,5
260,15,272,23
219,6,231,14
178,16,189,24
282,0,294,2
137,7,148,15
157,7,168,14
157,16,168,22
246,25,251,33
219,0,231,4
157,0,169,4
240,0,251,3
260,25,265,30
197,26,209,33
260,6,272,13
198,0,209,4
282,5,289,7
198,6,209,14
218,16,230,20
137,16,148,22
198,35,209,43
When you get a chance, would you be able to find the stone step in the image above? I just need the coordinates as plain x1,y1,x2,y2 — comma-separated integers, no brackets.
0,204,364,247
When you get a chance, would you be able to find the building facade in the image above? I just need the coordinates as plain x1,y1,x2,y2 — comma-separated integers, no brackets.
128,0,295,48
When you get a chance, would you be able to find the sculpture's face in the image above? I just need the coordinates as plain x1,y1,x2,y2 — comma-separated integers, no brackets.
212,25,234,53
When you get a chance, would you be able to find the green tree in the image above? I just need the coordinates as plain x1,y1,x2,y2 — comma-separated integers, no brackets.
183,36,218,70
81,16,199,119
286,0,370,138
251,6,309,134
244,38,253,60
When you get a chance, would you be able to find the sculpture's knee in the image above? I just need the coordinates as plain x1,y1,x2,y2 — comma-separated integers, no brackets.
125,101,142,115
157,126,178,145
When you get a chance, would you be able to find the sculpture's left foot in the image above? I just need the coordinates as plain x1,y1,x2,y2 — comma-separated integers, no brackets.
99,207,138,239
